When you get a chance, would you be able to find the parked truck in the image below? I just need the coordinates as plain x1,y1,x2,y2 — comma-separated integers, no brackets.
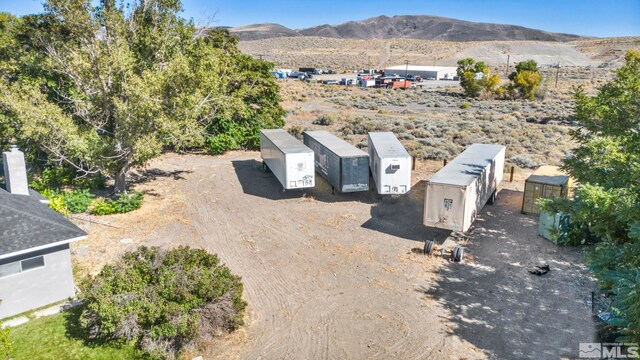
303,131,369,193
368,132,412,195
260,129,315,190
423,143,506,232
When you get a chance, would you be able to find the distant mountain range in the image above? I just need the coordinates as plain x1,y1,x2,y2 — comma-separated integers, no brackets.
229,15,585,42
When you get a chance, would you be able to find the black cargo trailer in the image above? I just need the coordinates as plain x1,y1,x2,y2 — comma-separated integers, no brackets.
303,131,369,193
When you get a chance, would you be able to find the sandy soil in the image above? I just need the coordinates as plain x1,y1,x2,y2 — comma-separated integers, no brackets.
72,151,595,359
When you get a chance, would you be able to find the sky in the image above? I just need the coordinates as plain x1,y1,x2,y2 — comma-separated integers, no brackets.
1,0,639,38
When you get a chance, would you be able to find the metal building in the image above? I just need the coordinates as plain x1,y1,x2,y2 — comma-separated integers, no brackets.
260,129,315,190
368,132,412,195
522,166,571,215
303,131,369,193
384,65,458,80
424,144,506,232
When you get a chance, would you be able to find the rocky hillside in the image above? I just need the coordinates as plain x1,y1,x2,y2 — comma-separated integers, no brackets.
229,15,585,42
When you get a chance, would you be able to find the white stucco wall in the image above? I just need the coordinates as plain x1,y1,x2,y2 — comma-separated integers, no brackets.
0,244,76,319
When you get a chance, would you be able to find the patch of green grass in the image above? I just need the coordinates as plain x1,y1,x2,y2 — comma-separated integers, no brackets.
10,307,144,360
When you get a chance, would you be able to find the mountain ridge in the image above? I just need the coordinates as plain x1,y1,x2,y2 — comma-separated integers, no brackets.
228,15,587,42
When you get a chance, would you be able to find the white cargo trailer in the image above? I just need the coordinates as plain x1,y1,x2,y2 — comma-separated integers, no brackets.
260,129,315,190
368,132,412,195
423,143,505,232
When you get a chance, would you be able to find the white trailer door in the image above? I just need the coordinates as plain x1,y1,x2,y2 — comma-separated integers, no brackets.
424,183,466,231
285,152,315,189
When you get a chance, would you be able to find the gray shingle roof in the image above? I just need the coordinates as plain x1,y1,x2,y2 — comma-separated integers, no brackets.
0,188,86,259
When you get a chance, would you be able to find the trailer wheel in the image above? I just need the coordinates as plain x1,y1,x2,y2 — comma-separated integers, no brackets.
487,190,497,205
262,161,270,173
452,247,464,262
424,240,435,255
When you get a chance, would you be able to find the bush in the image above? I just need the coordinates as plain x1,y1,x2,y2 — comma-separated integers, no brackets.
312,114,336,126
90,192,144,215
41,189,93,214
510,154,540,169
80,246,246,359
287,125,303,138
30,166,105,192
207,134,240,155
460,102,471,109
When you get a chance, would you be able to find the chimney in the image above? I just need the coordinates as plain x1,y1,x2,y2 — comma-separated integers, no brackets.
2,145,30,196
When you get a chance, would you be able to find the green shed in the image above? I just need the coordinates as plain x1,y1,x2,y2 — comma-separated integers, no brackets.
538,211,571,245
522,166,571,215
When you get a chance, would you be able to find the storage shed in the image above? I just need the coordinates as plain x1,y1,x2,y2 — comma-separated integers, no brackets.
384,65,458,80
260,129,315,190
424,144,505,232
522,166,571,215
303,131,369,193
368,132,412,195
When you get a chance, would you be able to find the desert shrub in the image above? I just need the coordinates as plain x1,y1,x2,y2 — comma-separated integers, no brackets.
0,319,11,359
460,102,471,109
287,126,303,139
89,192,144,215
312,114,336,126
510,154,540,168
80,246,246,359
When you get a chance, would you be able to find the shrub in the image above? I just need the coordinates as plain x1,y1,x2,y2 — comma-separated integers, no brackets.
89,192,144,215
41,189,93,214
30,166,105,191
80,246,246,359
63,189,94,213
312,114,336,126
460,102,471,109
287,126,303,138
207,134,240,155
510,154,540,169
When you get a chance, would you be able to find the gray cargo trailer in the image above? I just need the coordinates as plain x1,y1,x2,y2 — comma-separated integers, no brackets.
303,131,369,193
368,132,412,195
260,129,315,190
424,143,505,232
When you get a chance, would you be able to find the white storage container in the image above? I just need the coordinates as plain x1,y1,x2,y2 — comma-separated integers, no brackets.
368,132,412,195
424,143,505,232
260,129,315,190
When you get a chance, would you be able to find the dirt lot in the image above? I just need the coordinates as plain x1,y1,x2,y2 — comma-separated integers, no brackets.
72,151,596,359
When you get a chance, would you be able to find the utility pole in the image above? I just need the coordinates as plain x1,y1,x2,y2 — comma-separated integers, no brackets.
555,63,561,88
505,54,510,77
404,60,409,89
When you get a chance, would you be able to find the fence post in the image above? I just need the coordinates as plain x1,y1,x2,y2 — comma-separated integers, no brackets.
412,157,416,170
443,159,448,166
510,166,515,182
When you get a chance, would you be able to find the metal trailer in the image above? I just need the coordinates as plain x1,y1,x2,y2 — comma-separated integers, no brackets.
424,143,506,232
522,166,571,215
260,129,315,190
302,131,369,193
367,132,412,195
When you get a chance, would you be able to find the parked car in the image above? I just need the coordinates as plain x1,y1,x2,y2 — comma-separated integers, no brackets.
323,80,339,85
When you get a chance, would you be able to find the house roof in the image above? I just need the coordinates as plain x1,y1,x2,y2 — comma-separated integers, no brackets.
0,187,86,260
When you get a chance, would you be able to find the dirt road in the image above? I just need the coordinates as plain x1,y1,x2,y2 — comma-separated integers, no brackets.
75,151,595,359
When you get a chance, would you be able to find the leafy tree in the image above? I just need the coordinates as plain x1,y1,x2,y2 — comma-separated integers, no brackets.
456,58,500,98
0,1,284,192
509,59,542,100
541,50,640,342
80,246,246,358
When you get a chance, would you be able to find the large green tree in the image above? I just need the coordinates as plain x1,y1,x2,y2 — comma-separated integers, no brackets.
508,59,542,100
0,1,284,192
547,50,640,342
456,58,500,98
